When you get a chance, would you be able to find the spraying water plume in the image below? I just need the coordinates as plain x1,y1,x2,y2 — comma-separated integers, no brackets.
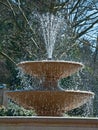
39,13,64,59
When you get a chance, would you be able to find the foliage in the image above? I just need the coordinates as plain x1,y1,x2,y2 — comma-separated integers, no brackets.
0,102,35,116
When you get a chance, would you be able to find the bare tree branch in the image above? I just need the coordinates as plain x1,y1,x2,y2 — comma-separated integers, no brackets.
17,0,39,49
76,19,98,39
72,11,98,27
93,35,98,63
0,1,9,8
6,0,16,16
69,0,81,15
0,51,16,65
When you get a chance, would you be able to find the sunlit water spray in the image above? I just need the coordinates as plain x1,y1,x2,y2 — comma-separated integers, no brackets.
59,70,94,116
83,99,94,117
17,68,42,90
17,67,59,91
39,13,64,59
17,68,33,90
73,72,94,117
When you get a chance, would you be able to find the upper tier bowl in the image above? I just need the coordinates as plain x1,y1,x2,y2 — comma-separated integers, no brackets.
17,60,83,80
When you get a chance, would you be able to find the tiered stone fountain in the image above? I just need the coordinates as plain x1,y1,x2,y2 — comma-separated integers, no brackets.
5,13,94,117
6,60,94,116
0,12,97,130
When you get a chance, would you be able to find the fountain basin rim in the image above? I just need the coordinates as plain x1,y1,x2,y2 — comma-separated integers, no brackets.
6,90,94,97
17,60,84,68
17,60,83,63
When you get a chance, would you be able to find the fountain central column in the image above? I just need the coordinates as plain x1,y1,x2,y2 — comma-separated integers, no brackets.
41,76,59,90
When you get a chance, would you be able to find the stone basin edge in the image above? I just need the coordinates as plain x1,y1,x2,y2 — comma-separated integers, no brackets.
0,116,98,127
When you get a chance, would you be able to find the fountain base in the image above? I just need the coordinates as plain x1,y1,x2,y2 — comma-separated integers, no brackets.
0,117,98,130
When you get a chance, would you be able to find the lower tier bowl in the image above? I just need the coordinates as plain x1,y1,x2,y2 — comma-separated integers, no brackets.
6,90,94,116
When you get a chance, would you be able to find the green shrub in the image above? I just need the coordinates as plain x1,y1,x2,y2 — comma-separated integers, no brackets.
0,102,36,116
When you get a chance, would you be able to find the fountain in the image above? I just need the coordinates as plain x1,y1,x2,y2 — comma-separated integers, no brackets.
6,60,94,116
6,13,94,117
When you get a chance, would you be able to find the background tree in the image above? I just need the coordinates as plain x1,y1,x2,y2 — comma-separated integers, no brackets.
0,0,98,116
